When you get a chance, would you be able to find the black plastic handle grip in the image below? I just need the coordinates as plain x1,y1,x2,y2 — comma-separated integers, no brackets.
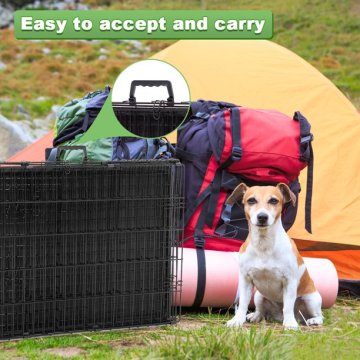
55,146,88,161
129,80,174,105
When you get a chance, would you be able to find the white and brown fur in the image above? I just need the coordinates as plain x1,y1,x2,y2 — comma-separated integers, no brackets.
226,183,323,330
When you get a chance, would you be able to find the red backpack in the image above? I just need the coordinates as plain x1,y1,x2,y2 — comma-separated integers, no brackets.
176,100,314,306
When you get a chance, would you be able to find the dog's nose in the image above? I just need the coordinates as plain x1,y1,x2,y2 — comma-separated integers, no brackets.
257,212,269,225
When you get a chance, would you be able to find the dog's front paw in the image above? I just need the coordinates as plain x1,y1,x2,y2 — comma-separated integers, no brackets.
283,319,299,330
246,311,263,323
227,316,245,328
307,316,323,326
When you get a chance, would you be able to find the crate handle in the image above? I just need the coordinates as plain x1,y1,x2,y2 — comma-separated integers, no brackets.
129,80,174,106
53,146,88,161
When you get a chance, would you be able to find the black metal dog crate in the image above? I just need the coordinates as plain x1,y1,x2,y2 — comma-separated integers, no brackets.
0,160,184,339
113,80,189,138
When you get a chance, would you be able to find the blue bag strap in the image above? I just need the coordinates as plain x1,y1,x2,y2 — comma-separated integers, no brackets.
221,203,233,224
294,111,314,233
204,107,242,228
193,247,206,308
185,105,241,308
192,197,210,308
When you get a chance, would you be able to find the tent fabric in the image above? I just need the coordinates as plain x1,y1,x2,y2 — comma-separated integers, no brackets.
153,40,360,247
7,40,360,290
6,131,53,162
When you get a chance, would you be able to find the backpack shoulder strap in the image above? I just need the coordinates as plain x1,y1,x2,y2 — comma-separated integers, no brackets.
294,111,314,233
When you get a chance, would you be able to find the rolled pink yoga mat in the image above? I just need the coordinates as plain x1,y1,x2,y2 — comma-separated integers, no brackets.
175,248,338,308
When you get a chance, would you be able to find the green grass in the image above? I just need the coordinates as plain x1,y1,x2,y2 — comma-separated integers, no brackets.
0,0,359,121
0,297,359,359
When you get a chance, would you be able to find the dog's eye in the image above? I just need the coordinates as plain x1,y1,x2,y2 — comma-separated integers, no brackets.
269,198,279,205
247,197,257,205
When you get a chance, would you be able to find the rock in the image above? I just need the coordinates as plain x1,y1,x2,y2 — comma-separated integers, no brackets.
98,55,107,61
0,4,13,29
51,104,61,114
42,47,51,55
77,4,88,10
0,62,7,71
99,48,109,54
36,96,49,101
122,40,147,57
32,119,52,137
45,105,61,123
0,114,33,161
123,51,140,59
13,117,52,143
124,40,144,50
15,104,31,120
25,0,89,11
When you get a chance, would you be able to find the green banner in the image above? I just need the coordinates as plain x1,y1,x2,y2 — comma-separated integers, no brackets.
14,10,273,39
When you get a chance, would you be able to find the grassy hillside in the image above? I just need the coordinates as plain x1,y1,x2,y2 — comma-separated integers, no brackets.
0,0,359,121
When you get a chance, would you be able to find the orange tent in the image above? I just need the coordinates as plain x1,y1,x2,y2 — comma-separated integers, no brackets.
7,131,53,162
8,40,360,295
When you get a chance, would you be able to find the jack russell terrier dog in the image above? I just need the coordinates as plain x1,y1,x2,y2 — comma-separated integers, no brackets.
226,183,323,330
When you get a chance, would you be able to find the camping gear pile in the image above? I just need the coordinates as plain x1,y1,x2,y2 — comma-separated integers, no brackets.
176,101,314,306
49,86,174,162
48,89,322,308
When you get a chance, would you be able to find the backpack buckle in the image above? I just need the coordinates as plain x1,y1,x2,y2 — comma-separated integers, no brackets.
195,112,210,120
231,146,242,161
301,134,314,144
194,235,205,249
221,204,233,224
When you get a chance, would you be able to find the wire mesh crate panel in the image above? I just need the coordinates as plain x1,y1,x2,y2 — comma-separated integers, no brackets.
0,167,184,238
0,274,181,338
0,291,177,339
170,246,183,301
0,202,55,238
0,229,178,272
0,161,182,202
0,196,183,238
0,225,180,304
0,160,183,338
113,105,188,138
0,259,174,305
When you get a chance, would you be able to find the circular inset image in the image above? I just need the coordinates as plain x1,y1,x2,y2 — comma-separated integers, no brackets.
112,59,190,138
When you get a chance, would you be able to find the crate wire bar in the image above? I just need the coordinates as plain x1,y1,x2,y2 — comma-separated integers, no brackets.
112,102,189,138
0,160,184,339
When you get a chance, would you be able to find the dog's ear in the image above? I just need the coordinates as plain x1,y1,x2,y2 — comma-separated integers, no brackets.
277,183,296,207
226,183,248,205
